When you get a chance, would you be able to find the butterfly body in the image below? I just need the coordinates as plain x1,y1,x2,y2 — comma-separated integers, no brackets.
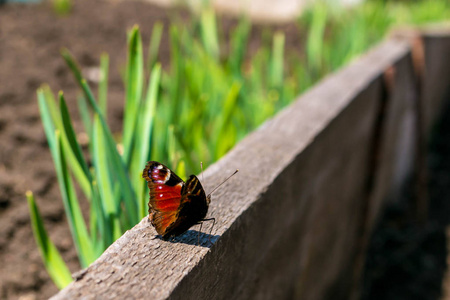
142,161,210,240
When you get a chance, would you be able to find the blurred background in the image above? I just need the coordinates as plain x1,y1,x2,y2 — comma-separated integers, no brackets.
0,0,449,299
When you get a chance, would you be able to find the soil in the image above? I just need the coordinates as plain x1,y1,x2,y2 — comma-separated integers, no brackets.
362,99,450,300
1,0,449,299
0,1,301,299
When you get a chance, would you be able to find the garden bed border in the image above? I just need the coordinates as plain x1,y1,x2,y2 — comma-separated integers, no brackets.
52,28,450,300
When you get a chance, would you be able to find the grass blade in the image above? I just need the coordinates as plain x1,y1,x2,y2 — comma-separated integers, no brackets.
55,131,95,268
59,51,138,212
37,88,57,152
92,115,122,240
27,191,73,289
147,22,163,72
59,92,92,198
130,64,161,218
123,26,144,166
200,7,220,60
168,25,184,127
269,32,285,89
229,17,250,77
61,48,83,85
307,3,327,74
77,95,93,153
213,81,241,159
79,80,138,224
98,53,109,117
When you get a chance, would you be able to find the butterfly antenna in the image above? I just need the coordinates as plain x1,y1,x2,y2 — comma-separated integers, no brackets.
207,169,239,198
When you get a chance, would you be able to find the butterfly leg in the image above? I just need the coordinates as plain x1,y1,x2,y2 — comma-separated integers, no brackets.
197,222,203,245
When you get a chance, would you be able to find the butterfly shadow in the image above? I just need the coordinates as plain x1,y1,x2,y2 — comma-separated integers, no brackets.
154,230,220,248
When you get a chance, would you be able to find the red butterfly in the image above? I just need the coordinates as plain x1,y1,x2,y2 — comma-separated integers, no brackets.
142,161,237,241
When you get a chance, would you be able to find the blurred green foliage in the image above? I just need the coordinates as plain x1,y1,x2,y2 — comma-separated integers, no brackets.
52,0,72,15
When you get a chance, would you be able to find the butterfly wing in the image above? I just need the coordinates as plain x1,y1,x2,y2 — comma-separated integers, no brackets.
142,161,184,236
161,175,210,238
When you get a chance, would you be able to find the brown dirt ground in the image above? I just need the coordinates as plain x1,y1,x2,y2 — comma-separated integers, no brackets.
362,99,450,300
0,1,301,299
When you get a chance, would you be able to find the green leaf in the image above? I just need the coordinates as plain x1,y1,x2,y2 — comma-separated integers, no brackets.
59,51,137,214
168,25,184,127
269,32,285,89
200,7,220,60
98,53,109,117
213,81,241,159
89,184,109,255
306,3,327,74
55,131,95,268
92,115,122,240
130,64,161,218
147,22,164,72
27,191,72,289
123,25,144,166
59,92,92,199
37,88,57,152
61,48,83,85
77,95,93,152
229,17,250,77
79,80,138,224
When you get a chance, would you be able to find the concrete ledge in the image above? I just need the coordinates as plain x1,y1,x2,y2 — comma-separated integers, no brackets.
52,30,450,299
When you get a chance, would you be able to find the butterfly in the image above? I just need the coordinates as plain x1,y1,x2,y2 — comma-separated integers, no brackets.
142,161,238,241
